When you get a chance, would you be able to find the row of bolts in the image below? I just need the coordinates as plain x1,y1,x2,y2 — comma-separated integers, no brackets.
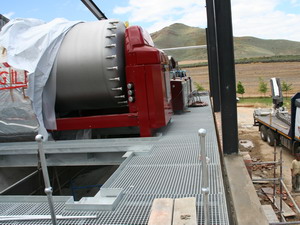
106,21,129,105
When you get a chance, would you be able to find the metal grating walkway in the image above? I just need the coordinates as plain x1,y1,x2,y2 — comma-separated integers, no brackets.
0,94,230,224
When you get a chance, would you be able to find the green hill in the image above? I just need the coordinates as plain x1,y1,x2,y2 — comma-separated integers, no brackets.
151,23,300,61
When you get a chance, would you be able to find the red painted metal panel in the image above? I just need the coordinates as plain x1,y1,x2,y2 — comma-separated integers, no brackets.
125,26,172,134
145,65,172,128
56,113,139,131
125,65,152,137
171,80,185,111
125,26,160,65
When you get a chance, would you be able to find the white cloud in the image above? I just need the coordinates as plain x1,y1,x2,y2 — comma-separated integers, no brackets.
231,0,300,41
114,0,300,41
114,6,133,14
3,12,15,19
290,0,300,5
113,0,206,33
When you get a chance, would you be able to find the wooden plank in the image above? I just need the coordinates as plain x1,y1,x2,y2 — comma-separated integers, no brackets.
173,197,197,225
273,198,296,217
262,188,296,217
262,205,279,223
262,187,274,195
148,198,174,225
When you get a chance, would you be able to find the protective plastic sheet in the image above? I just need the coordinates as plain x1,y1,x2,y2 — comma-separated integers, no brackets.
0,18,81,140
0,46,38,142
0,89,39,142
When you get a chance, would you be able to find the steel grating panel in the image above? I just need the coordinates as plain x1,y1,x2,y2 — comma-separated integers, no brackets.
106,164,224,195
0,194,229,225
0,201,67,225
0,94,230,224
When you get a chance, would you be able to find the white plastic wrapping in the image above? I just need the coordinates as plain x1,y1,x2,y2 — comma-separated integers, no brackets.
0,18,81,140
0,48,39,142
0,89,39,142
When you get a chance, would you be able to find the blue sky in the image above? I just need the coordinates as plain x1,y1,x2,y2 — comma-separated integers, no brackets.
2,0,300,42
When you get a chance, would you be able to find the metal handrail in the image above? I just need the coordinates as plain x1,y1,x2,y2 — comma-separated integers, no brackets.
199,128,210,225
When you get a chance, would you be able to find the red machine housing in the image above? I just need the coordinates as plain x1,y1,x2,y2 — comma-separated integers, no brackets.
171,80,186,112
170,77,192,112
55,26,172,137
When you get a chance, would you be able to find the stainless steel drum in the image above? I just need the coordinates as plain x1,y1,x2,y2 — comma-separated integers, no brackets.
54,20,126,112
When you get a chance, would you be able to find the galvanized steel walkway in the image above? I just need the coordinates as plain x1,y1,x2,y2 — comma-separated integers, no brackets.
0,94,229,224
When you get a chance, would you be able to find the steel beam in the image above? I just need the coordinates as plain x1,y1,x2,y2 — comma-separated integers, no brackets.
214,0,239,154
205,0,221,112
81,0,107,20
0,152,125,167
0,139,153,167
206,28,213,98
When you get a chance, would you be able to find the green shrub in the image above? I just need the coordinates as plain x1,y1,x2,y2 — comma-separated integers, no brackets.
193,82,205,91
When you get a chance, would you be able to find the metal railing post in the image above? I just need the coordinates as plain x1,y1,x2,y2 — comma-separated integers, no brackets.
35,134,57,225
280,146,284,221
199,129,210,225
273,139,277,204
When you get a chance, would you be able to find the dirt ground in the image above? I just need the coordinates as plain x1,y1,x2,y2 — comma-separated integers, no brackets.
178,59,207,65
237,106,300,221
185,62,300,97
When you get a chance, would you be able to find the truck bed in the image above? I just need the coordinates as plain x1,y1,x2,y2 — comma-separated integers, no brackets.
255,114,291,139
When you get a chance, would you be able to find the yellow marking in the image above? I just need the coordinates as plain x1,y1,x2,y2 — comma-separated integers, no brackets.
278,130,292,140
257,119,276,131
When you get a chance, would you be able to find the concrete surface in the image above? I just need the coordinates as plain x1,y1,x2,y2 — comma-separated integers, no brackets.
223,154,269,225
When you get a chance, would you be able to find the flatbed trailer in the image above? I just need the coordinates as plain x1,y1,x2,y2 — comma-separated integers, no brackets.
254,92,300,154
254,112,295,151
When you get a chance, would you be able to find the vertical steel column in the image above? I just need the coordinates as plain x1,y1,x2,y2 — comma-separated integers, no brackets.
206,28,213,98
214,0,239,154
206,0,221,112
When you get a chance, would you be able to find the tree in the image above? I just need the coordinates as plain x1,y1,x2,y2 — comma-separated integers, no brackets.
194,82,205,91
236,81,245,98
281,80,293,99
258,77,268,97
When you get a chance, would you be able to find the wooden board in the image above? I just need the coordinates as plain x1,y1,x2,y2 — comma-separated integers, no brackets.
173,197,197,225
273,198,296,217
262,205,279,223
262,187,274,195
262,188,296,217
148,198,174,225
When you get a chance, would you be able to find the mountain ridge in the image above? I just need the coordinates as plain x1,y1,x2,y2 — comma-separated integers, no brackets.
150,23,300,61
